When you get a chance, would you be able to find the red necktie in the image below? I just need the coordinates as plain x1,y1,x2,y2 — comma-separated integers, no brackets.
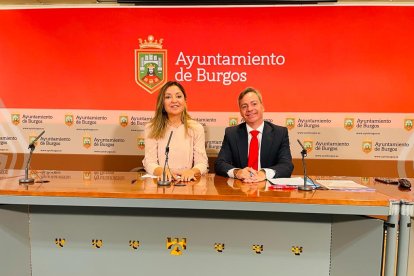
248,130,259,170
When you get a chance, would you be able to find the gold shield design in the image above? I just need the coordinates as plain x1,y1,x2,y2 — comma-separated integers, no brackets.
362,140,372,153
404,119,413,131
286,118,295,130
344,118,354,130
135,35,167,94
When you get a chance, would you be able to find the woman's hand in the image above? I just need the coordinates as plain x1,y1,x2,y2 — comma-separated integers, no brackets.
153,167,177,182
176,168,201,182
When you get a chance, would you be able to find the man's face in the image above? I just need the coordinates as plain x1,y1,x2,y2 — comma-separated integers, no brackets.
239,92,264,128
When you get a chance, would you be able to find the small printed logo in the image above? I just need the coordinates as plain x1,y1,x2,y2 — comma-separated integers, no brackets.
291,246,303,256
129,240,140,250
344,118,354,131
404,119,413,131
137,137,145,150
11,113,20,125
214,243,225,253
286,118,295,130
83,171,91,181
229,117,238,126
83,135,92,149
252,244,263,254
361,177,370,185
362,140,372,154
92,239,103,249
303,139,313,153
166,237,187,256
135,35,167,94
119,115,128,127
65,114,74,127
55,238,66,248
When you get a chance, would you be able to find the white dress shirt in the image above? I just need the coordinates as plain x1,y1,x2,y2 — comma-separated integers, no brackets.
228,122,276,179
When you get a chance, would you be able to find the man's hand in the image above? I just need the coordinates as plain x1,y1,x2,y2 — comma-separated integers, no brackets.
235,167,266,183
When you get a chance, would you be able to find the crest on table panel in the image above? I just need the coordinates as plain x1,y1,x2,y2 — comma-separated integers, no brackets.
55,238,66,248
252,244,263,254
92,239,103,248
135,35,167,94
291,246,303,256
214,243,225,253
166,237,187,256
129,240,140,250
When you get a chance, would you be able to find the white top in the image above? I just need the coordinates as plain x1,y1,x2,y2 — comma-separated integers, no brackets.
143,120,208,175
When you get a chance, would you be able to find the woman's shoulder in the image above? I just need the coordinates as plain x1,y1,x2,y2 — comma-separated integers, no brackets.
144,122,155,136
187,119,204,130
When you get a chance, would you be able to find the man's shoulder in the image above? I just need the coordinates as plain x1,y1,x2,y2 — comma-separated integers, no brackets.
225,123,246,135
264,121,287,133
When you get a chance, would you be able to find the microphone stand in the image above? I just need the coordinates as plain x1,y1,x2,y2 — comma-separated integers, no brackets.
297,139,313,191
19,131,45,184
158,131,173,186
157,146,171,186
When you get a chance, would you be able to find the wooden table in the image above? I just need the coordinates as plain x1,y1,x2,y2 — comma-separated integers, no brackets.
0,170,398,276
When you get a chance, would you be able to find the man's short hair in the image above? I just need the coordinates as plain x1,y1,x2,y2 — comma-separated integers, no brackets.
238,87,263,106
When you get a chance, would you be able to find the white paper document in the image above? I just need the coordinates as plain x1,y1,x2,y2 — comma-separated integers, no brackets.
316,180,372,190
141,174,158,179
268,177,308,186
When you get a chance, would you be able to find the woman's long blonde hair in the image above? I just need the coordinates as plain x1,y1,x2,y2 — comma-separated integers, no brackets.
148,81,192,139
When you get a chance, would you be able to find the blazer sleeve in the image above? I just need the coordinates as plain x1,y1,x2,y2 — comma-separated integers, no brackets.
269,127,294,178
214,128,236,177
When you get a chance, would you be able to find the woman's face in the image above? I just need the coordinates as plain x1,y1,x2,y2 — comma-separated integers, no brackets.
163,85,186,117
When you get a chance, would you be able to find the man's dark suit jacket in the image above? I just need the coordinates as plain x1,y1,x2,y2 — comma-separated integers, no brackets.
214,121,294,178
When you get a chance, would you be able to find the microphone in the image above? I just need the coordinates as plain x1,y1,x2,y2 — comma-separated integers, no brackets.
165,130,173,154
158,131,173,186
297,139,313,191
297,139,306,153
19,130,45,184
28,130,45,149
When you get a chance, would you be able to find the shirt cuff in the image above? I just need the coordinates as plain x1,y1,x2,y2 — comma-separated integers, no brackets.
227,168,236,178
262,168,276,179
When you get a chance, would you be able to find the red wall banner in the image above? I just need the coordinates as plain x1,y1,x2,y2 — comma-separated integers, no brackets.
1,6,414,177
1,6,414,112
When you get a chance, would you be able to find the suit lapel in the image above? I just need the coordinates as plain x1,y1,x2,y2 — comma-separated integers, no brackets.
236,123,248,168
260,123,273,167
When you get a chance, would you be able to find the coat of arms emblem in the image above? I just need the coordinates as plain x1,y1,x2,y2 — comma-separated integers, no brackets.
135,35,167,94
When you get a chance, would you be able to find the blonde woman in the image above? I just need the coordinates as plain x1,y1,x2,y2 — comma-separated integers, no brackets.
143,81,208,182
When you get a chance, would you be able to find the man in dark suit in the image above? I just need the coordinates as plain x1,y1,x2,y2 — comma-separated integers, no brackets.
215,87,294,182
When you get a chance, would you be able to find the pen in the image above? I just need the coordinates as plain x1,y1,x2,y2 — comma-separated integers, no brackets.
269,185,297,191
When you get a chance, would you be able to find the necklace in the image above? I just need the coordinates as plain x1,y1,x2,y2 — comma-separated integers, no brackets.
169,121,182,128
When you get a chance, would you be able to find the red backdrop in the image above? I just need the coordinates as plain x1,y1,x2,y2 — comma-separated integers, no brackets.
0,6,413,112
